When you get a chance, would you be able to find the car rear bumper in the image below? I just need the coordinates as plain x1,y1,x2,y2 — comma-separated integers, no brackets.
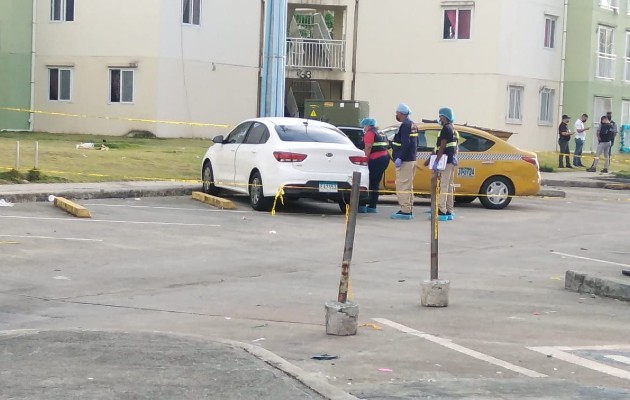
282,181,369,201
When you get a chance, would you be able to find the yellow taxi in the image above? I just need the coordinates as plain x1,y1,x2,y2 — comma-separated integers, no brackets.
381,123,541,209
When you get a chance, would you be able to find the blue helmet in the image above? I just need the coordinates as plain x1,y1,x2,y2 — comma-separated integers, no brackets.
359,118,377,127
438,107,454,123
396,103,412,115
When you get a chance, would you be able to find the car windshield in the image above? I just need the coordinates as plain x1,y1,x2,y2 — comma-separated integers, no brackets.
275,124,349,144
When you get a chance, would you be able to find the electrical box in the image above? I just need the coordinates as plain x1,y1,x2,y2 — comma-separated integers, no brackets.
304,100,369,127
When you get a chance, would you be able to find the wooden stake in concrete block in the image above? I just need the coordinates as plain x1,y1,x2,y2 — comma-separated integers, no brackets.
192,191,236,210
53,197,91,218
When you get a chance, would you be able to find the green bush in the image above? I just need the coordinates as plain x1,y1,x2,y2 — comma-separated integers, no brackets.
0,169,25,183
26,168,42,181
539,164,555,172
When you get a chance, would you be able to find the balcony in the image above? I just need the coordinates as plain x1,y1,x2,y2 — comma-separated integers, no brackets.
286,38,345,70
596,52,616,79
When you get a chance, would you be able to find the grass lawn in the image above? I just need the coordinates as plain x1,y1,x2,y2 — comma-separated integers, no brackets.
536,151,630,177
0,132,210,183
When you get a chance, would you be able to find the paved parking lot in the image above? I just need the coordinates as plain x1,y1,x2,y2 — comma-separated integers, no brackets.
1,188,630,399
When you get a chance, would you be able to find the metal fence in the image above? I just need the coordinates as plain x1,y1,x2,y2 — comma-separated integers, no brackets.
286,38,345,70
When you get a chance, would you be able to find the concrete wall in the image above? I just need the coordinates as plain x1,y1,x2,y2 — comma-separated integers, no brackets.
0,0,33,130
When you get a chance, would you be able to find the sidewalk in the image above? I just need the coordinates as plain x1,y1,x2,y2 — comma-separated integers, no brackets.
0,171,628,204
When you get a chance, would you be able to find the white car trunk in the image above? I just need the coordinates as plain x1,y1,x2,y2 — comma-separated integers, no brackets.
286,143,365,174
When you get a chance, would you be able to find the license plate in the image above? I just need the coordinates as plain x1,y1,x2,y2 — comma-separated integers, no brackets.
319,182,338,193
458,167,475,178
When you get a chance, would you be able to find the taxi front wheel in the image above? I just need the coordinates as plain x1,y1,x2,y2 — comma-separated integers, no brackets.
479,176,514,210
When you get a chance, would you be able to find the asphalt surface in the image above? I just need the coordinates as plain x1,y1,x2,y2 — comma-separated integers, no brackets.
1,173,630,399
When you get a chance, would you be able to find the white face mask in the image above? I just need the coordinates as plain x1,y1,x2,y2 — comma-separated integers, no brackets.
436,118,443,126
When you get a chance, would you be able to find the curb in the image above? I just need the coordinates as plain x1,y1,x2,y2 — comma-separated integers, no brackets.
565,270,630,302
536,189,565,198
0,187,197,204
541,179,606,189
222,339,359,400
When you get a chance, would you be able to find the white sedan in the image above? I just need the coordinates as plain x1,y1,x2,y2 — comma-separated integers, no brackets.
201,118,370,211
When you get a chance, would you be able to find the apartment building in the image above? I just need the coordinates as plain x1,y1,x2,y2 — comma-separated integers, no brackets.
564,0,630,153
2,0,566,152
0,1,33,130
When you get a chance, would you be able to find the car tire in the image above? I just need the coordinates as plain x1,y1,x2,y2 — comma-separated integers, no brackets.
479,176,514,210
249,172,272,211
454,195,477,204
338,198,349,214
202,162,219,195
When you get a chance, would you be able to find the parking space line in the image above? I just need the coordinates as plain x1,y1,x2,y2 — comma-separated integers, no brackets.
529,346,630,381
0,234,102,242
374,318,547,378
84,204,251,213
551,251,630,268
605,355,630,366
0,215,221,227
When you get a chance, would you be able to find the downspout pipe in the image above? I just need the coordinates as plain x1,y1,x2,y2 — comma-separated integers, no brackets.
350,0,359,100
558,0,568,151
260,0,287,117
29,0,37,131
259,0,272,117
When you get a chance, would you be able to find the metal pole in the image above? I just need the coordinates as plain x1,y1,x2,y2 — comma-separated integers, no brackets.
15,141,20,170
34,141,39,169
430,171,440,280
337,171,361,303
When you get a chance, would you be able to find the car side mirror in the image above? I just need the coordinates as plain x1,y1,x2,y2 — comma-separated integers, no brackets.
212,135,224,144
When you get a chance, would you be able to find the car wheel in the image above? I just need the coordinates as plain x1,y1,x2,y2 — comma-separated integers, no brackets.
455,195,477,204
249,172,272,211
479,176,514,210
202,162,219,195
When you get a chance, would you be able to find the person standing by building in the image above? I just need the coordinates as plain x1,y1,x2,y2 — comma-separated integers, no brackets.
573,113,590,167
424,107,458,221
587,115,613,173
390,103,418,220
558,114,573,168
606,111,617,158
358,118,390,213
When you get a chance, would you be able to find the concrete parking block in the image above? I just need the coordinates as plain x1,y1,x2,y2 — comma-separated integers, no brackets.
192,191,236,210
53,197,91,218
565,270,630,302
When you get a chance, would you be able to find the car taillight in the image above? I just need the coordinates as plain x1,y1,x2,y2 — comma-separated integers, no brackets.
273,151,307,162
522,156,539,168
349,156,368,166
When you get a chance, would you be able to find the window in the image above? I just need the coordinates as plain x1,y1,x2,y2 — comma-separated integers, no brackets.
621,100,630,126
599,0,619,11
244,122,270,144
544,16,557,49
225,122,252,144
182,0,201,25
48,68,72,101
625,32,630,81
109,69,135,103
443,9,471,40
539,88,555,124
458,131,495,152
597,26,615,79
275,125,349,144
506,85,524,123
50,0,74,22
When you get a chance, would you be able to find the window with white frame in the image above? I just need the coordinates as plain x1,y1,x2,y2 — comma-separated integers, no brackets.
48,67,72,101
506,85,524,123
544,16,557,49
539,88,554,124
50,0,74,22
182,0,201,25
625,32,630,81
443,8,472,39
596,25,615,79
621,100,630,125
599,0,619,11
109,69,135,103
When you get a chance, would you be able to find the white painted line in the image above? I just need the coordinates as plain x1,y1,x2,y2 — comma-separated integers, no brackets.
0,215,220,227
530,346,630,381
551,251,630,268
552,344,630,352
0,234,102,242
605,355,630,366
374,318,547,378
84,203,251,213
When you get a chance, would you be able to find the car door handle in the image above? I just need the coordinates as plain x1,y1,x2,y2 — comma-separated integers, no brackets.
230,149,236,152
482,161,495,165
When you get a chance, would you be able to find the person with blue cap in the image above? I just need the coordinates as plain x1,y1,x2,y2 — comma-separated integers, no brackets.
424,107,458,221
391,103,418,220
357,117,390,213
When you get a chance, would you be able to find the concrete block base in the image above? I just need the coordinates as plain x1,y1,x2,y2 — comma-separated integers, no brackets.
325,301,359,336
565,270,630,302
421,279,450,307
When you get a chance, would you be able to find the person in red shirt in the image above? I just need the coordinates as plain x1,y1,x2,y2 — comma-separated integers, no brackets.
359,118,391,213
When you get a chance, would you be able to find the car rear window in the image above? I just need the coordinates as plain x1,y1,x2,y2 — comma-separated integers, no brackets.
275,125,350,144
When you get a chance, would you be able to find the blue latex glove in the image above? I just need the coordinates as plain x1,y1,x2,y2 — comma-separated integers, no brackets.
394,158,402,168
